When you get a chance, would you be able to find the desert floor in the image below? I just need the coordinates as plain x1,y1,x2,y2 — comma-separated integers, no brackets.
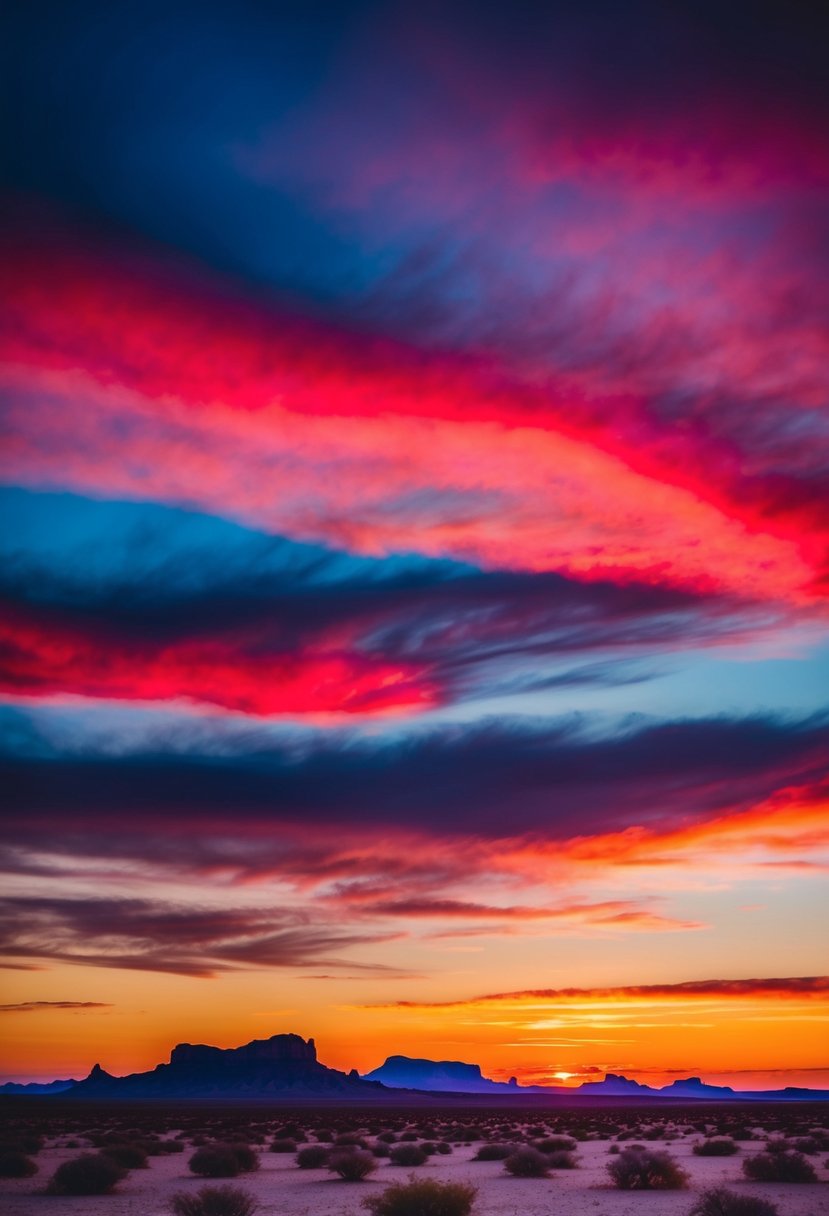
2,1134,828,1216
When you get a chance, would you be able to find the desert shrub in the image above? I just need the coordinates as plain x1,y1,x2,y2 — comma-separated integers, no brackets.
269,1139,296,1154
742,1150,817,1182
0,1134,43,1156
273,1123,301,1139
143,1136,175,1156
363,1177,477,1216
102,1142,149,1168
434,1142,452,1155
400,1131,419,1141
335,1133,368,1148
790,1136,822,1155
296,1144,329,1168
503,1148,549,1177
160,1139,186,1153
170,1184,259,1216
191,1146,240,1177
546,1149,578,1169
0,1150,38,1177
328,1149,377,1181
46,1153,126,1195
534,1135,577,1153
190,1143,259,1178
390,1143,428,1166
608,1144,620,1154
694,1139,740,1157
373,1142,392,1157
474,1143,514,1160
607,1147,688,1190
688,1188,779,1216
378,1131,397,1143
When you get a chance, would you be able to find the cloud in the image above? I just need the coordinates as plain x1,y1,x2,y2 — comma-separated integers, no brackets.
0,492,769,717
377,975,829,1010
0,895,402,979
342,896,703,933
1,229,821,606
4,710,826,845
0,1001,112,1013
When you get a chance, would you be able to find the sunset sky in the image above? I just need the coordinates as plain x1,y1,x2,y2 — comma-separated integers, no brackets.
1,0,828,1091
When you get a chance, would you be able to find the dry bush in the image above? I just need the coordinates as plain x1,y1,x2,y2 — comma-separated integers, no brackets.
189,1143,259,1178
328,1149,377,1181
694,1139,740,1156
389,1143,428,1166
534,1135,576,1152
688,1188,779,1216
363,1176,477,1216
474,1143,514,1160
742,1150,817,1182
0,1150,38,1177
169,1184,258,1216
790,1136,824,1154
296,1144,329,1168
46,1153,126,1195
546,1149,578,1169
269,1139,296,1154
607,1147,689,1190
503,1148,549,1177
102,1142,149,1168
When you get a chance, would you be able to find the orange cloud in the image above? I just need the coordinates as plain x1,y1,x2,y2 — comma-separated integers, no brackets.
377,975,829,1011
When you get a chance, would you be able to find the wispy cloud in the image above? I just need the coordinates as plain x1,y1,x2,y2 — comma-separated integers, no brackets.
0,1001,112,1013
377,976,829,1010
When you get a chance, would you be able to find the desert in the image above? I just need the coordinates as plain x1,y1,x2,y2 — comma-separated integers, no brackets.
2,1101,828,1216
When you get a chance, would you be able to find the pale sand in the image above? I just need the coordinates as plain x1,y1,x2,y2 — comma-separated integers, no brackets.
2,1137,828,1216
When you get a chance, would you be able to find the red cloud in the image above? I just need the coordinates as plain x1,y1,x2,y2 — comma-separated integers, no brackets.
0,603,436,717
1,231,821,606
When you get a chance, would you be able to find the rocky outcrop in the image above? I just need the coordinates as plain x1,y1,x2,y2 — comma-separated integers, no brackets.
364,1055,547,1094
68,1033,385,1099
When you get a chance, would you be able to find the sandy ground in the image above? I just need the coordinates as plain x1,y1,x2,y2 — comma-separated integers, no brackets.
1,1137,828,1216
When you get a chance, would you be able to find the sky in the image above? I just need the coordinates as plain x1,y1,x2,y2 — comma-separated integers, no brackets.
1,0,828,1091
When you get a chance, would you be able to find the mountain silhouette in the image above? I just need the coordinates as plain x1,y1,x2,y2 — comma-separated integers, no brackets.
67,1033,387,1100
5,1037,828,1101
364,1055,549,1094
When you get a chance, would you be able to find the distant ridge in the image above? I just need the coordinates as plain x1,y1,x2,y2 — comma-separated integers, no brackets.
364,1055,829,1102
0,1078,78,1095
4,1037,828,1101
362,1050,542,1099
364,1055,551,1094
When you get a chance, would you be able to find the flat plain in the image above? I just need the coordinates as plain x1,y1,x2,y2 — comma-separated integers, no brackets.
2,1102,828,1216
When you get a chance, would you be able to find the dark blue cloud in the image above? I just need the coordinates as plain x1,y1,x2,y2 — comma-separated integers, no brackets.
3,708,827,849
